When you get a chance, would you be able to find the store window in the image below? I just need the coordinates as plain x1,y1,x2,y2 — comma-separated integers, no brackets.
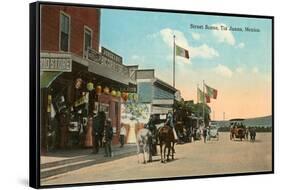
60,12,70,52
84,27,92,57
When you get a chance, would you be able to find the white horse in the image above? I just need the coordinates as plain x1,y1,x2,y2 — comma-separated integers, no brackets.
136,128,152,164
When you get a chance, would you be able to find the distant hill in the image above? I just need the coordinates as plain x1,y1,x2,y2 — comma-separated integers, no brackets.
215,115,272,128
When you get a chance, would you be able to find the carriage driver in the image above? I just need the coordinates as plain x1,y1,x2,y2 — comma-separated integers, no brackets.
165,112,178,141
146,115,156,136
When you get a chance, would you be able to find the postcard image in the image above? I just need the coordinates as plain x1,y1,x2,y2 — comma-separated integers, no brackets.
35,3,273,187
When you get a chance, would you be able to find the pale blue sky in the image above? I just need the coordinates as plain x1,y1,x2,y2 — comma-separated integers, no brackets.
100,8,272,119
101,8,271,74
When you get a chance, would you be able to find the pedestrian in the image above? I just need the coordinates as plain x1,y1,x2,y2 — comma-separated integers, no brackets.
59,111,69,148
103,118,113,157
202,127,207,143
92,111,102,154
119,124,126,148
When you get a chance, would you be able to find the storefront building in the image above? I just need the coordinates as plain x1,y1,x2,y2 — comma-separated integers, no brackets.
136,69,178,122
40,5,137,153
119,69,178,143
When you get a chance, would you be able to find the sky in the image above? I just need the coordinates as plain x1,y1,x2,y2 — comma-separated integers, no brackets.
100,8,272,120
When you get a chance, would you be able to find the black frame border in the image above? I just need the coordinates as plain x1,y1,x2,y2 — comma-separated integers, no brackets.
29,1,274,189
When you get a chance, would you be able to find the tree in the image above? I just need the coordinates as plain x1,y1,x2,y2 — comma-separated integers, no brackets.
193,103,211,125
173,99,211,125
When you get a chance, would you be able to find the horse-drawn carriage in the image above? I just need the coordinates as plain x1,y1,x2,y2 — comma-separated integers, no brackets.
229,119,247,141
137,113,176,163
174,112,197,143
136,111,203,164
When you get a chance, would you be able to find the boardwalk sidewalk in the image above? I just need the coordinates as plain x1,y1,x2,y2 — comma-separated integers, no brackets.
41,144,137,180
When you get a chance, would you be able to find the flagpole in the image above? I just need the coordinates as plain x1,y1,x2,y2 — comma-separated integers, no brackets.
202,80,205,127
172,35,176,117
173,35,176,88
197,83,199,104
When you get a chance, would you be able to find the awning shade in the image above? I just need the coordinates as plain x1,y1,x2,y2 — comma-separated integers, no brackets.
40,71,62,88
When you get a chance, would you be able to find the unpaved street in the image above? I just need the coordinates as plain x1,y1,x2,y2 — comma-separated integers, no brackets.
42,132,272,186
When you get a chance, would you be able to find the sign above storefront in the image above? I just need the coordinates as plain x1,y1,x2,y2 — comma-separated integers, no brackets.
40,57,72,72
87,48,102,63
101,47,122,65
88,47,133,86
120,86,137,93
152,106,172,114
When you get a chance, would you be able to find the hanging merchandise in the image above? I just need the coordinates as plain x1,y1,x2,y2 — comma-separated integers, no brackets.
133,93,138,101
121,92,128,101
75,78,83,89
128,93,133,100
47,95,52,113
111,90,116,97
95,85,102,94
103,86,110,94
87,82,94,91
74,92,89,107
54,95,68,113
116,91,121,97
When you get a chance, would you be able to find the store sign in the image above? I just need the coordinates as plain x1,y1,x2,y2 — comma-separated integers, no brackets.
101,47,122,65
152,106,172,114
120,83,137,93
87,48,102,63
120,86,137,93
40,57,72,72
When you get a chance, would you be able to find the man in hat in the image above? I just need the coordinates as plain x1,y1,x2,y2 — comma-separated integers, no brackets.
119,124,126,148
165,112,178,141
103,118,114,157
92,111,101,154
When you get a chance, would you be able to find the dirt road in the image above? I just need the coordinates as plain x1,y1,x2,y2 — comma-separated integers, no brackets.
42,132,272,186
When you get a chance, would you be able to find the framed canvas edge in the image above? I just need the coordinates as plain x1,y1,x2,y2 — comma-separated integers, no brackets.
30,2,41,189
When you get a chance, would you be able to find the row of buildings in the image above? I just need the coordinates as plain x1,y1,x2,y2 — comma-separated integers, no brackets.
40,5,179,153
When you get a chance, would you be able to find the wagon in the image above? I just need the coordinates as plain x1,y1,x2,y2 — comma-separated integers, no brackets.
229,119,246,141
209,127,219,140
208,121,219,140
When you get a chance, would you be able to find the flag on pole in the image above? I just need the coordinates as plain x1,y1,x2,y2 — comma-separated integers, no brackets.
204,84,218,99
176,44,189,59
197,88,210,103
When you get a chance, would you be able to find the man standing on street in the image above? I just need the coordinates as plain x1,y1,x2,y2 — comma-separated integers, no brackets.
103,118,113,157
203,127,208,143
119,124,126,148
92,111,106,154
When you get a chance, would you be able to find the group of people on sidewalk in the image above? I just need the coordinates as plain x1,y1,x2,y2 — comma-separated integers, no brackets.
91,111,127,157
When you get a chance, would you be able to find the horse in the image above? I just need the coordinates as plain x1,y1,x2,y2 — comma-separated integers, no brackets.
158,125,175,163
136,128,153,164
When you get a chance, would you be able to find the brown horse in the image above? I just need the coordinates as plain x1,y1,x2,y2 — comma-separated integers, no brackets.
158,125,175,163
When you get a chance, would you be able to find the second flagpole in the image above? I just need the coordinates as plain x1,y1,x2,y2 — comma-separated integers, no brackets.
173,35,176,88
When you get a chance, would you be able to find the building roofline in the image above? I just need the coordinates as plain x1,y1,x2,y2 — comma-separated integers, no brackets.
137,69,155,72
126,65,139,68
153,78,178,92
